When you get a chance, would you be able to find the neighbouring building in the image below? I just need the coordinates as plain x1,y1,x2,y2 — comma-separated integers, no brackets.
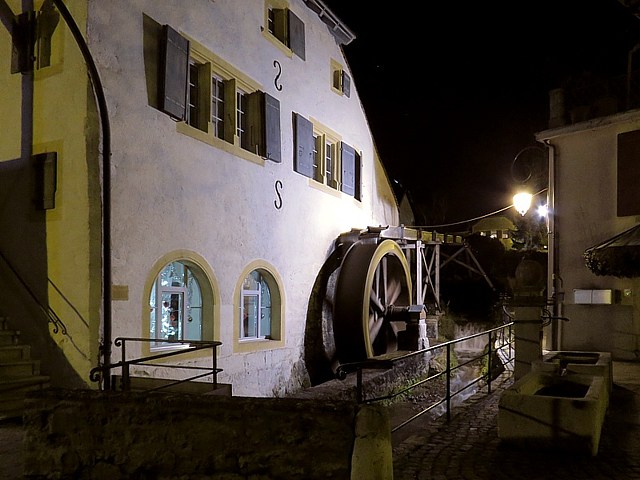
0,0,401,396
536,76,640,360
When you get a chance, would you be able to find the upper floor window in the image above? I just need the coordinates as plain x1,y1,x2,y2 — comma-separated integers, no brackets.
264,1,306,60
159,26,282,163
294,113,361,199
330,59,351,98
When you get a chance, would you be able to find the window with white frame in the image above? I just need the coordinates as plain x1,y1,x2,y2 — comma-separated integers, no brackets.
294,113,361,199
211,74,226,139
158,26,282,163
149,261,203,347
240,269,273,340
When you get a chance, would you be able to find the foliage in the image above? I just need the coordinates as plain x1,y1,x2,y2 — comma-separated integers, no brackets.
584,247,640,278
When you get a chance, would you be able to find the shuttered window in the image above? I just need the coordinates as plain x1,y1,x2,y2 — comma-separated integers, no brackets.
168,28,281,163
265,5,305,60
331,59,351,97
294,114,360,198
245,92,282,162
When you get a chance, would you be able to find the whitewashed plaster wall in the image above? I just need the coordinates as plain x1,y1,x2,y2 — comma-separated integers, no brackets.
86,0,398,395
539,113,640,359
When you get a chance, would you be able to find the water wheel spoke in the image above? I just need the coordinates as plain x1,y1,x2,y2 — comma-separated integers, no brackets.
370,290,385,315
386,277,402,306
369,313,385,342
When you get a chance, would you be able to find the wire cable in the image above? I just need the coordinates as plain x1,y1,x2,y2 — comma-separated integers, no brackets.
410,188,548,230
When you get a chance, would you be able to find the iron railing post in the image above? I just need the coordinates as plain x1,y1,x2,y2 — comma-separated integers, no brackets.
487,331,493,394
446,343,451,421
121,338,129,391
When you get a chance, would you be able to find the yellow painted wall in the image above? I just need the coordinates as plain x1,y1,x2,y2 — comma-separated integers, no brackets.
42,0,100,384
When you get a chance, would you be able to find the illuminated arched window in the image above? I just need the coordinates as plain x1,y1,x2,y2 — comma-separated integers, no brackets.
150,261,203,345
240,269,274,340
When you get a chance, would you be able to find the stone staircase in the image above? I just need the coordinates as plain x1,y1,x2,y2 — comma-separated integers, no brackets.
0,315,50,421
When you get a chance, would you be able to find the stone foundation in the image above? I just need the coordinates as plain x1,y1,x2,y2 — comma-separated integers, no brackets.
22,388,392,479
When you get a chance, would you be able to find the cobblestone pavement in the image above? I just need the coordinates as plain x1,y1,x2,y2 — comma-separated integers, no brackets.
392,362,640,480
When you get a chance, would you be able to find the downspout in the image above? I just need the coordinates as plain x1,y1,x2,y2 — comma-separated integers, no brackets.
51,0,111,389
543,140,561,350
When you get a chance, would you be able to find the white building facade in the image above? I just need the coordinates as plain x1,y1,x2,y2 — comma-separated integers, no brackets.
0,0,399,396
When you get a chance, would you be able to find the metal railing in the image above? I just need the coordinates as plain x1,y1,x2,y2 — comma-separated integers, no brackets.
90,337,223,393
336,322,514,433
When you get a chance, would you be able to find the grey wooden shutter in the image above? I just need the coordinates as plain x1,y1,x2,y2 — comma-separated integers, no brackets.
288,10,305,60
294,113,314,178
341,142,356,196
618,130,640,216
264,93,281,163
354,150,361,200
246,91,281,162
342,71,351,98
159,25,189,120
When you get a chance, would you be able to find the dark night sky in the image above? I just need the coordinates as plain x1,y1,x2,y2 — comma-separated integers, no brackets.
322,0,640,228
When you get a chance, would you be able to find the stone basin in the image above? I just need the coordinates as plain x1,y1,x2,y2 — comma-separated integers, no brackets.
498,371,607,456
532,350,612,400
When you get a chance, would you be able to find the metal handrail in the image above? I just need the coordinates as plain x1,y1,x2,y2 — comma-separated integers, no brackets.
90,337,223,393
335,322,514,431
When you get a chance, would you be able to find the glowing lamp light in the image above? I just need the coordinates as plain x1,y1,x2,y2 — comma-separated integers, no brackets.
537,204,549,218
513,192,532,216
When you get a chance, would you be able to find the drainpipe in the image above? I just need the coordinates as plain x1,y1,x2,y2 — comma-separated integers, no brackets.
544,140,561,351
51,0,112,389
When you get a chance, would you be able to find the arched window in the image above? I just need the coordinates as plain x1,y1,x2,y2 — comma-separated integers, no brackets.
150,260,203,345
240,269,272,339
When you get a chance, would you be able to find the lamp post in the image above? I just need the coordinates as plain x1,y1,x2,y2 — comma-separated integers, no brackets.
509,145,552,377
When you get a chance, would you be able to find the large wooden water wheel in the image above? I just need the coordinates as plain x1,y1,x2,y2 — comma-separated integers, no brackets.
332,239,413,363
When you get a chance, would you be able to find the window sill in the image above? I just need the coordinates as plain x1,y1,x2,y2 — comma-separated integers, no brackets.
176,122,266,166
261,30,293,59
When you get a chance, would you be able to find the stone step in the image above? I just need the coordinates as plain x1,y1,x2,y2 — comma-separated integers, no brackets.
0,359,40,377
0,375,50,394
112,375,232,396
0,375,50,421
0,345,31,363
0,330,19,347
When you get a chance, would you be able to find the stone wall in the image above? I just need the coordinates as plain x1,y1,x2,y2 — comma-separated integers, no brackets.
22,389,392,479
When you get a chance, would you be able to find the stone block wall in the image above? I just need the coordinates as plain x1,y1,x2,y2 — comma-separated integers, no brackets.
22,389,392,479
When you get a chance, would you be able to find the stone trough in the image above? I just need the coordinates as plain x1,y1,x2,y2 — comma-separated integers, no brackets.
498,371,608,456
532,350,613,400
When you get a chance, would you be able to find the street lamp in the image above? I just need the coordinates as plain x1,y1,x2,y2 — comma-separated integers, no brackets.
513,191,533,216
